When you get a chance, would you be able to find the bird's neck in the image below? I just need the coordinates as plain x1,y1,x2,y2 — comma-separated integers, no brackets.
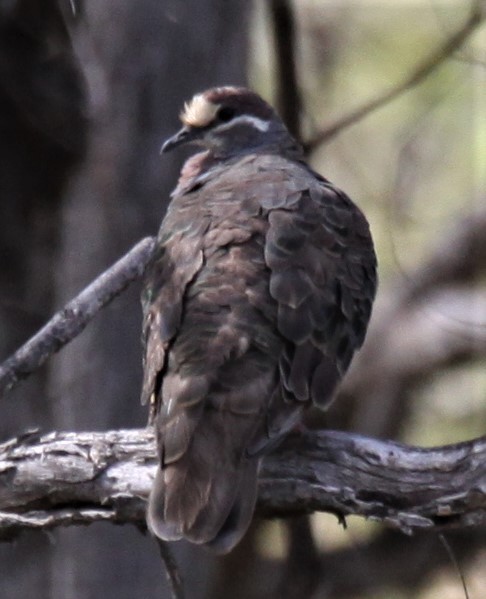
172,151,216,195
173,138,303,196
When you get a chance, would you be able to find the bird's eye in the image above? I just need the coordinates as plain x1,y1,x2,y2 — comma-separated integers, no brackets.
217,107,236,122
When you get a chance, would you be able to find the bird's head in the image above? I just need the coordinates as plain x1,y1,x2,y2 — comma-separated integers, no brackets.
161,86,298,158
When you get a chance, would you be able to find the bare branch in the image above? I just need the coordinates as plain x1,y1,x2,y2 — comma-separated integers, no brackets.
0,237,156,396
1,427,485,540
304,2,484,151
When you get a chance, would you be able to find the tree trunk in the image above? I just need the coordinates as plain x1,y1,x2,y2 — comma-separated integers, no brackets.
0,1,249,597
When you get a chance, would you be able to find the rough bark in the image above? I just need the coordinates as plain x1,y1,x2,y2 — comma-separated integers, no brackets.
1,428,485,539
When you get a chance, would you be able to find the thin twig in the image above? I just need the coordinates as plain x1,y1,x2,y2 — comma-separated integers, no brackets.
438,533,470,599
304,1,484,151
155,538,185,599
0,236,156,396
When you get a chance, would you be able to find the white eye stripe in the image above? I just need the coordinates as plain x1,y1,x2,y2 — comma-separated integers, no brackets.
216,115,270,133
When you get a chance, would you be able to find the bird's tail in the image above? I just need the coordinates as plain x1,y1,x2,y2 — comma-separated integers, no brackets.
147,447,259,554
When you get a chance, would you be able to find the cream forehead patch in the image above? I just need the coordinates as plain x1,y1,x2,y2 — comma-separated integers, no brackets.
180,94,219,128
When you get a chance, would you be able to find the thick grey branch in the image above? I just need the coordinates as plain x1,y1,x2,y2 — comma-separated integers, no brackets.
304,1,484,151
0,237,156,396
0,428,485,540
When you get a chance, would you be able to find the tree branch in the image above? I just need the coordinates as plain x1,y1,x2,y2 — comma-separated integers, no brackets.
304,1,484,151
1,427,485,540
155,538,185,599
0,236,156,396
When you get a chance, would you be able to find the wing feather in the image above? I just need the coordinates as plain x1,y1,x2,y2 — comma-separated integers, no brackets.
263,173,377,426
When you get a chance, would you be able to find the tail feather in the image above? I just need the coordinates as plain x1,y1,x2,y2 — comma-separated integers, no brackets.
147,411,261,553
203,460,259,553
147,468,182,541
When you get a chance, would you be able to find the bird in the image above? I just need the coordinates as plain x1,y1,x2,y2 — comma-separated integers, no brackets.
141,86,377,553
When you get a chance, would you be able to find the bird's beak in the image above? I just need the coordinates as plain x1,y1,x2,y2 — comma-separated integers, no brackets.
161,126,199,153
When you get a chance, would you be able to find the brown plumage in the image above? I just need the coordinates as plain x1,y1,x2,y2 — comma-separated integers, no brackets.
141,86,377,553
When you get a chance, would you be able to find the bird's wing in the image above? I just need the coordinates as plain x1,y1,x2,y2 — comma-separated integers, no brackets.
253,162,377,449
140,214,205,416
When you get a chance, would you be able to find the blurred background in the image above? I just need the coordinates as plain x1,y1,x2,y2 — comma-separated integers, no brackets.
0,0,485,597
